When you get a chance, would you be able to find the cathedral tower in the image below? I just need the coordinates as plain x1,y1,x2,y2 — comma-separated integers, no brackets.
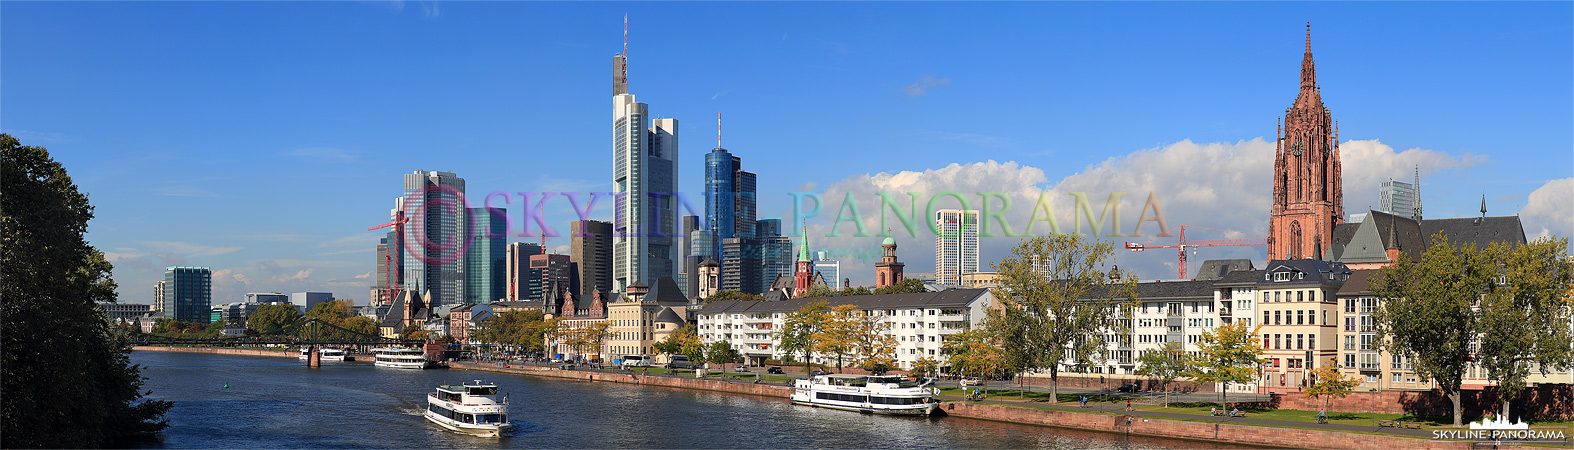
1269,23,1344,261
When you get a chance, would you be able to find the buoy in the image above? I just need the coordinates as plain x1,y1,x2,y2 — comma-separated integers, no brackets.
222,383,229,388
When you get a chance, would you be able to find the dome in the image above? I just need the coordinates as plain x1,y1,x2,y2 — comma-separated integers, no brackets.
882,236,896,246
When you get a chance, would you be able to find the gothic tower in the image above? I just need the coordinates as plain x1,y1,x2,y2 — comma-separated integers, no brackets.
793,228,814,297
1269,23,1344,261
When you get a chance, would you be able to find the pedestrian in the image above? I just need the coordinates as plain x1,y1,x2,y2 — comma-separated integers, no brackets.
1080,396,1087,408
1126,399,1132,411
1210,406,1217,416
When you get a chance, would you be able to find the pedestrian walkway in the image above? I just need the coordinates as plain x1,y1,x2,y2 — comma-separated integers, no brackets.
934,394,1436,439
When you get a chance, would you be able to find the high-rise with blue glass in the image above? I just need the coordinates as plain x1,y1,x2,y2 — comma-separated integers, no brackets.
401,170,467,307
161,266,212,323
465,207,506,303
703,144,757,263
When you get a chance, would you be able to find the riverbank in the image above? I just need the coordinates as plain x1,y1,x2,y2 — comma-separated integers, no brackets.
134,346,299,359
133,347,1542,449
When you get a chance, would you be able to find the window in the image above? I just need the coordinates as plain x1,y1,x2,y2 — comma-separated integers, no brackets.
1359,335,1373,351
1344,335,1355,350
1296,310,1304,325
1275,292,1282,302
1344,353,1355,368
1345,299,1356,313
1274,334,1281,349
1274,311,1282,325
1297,291,1304,302
1274,272,1291,282
1392,354,1403,370
1264,311,1271,324
1392,373,1402,383
1322,310,1328,325
1296,334,1304,350
1308,334,1314,349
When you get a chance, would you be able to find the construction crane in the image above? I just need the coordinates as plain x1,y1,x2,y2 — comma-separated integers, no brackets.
1124,225,1268,279
367,201,410,306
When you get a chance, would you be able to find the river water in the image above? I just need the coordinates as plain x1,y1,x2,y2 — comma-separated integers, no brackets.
132,351,1243,449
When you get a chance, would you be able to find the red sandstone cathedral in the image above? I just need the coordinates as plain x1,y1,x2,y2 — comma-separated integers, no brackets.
1268,24,1344,261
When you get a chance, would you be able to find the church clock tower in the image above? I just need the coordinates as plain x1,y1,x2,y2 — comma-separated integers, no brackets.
1269,23,1344,261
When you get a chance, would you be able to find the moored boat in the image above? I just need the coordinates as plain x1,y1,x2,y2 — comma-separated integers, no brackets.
298,347,349,362
791,374,939,416
425,380,511,437
372,347,433,369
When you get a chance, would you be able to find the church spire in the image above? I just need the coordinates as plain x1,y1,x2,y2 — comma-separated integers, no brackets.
1412,165,1423,221
1301,22,1317,89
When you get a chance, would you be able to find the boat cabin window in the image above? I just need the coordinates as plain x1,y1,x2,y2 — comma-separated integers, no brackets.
476,414,505,424
468,386,498,396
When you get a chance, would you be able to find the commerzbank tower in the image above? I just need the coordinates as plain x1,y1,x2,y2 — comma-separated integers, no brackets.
610,16,678,293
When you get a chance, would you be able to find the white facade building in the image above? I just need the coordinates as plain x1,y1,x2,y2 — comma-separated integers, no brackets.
933,209,979,286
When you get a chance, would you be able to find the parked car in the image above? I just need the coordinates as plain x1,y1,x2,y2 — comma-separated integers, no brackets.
1117,383,1138,393
766,366,783,374
735,365,750,372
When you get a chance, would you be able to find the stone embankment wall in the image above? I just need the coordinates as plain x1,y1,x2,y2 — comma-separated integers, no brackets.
450,362,794,398
133,346,297,359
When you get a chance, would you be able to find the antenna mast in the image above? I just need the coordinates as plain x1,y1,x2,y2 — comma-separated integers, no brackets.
623,13,628,57
717,113,722,148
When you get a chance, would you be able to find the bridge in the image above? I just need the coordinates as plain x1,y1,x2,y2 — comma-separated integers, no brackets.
132,318,426,347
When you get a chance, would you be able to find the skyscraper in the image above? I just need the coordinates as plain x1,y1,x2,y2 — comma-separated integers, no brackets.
571,220,613,297
703,145,757,260
1378,180,1415,221
162,266,212,323
401,170,468,307
679,215,701,299
815,251,841,290
611,36,679,293
934,209,980,286
721,237,762,294
506,242,543,303
152,280,166,312
466,207,507,303
757,219,792,291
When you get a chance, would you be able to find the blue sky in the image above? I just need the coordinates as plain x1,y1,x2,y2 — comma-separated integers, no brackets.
4,2,1570,305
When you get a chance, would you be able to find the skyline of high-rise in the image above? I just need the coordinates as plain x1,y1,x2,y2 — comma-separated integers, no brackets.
611,43,680,293
934,209,979,286
401,170,469,307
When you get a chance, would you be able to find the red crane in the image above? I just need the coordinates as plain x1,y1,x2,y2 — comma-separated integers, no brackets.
1124,225,1268,279
368,203,410,306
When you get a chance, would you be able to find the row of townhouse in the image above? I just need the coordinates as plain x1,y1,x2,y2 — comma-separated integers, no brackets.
696,289,995,368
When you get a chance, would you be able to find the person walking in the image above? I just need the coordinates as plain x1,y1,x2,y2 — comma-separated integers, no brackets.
1080,396,1087,408
1126,399,1132,411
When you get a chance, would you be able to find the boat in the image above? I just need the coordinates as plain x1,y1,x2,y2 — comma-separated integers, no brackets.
790,374,940,415
297,347,349,362
425,380,511,437
372,347,433,369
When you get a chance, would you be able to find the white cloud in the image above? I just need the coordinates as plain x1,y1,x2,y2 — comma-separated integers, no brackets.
1522,178,1573,239
904,75,951,97
1337,139,1486,213
800,138,1488,285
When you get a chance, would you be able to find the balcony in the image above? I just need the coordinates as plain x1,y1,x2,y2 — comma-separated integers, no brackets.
1359,363,1381,372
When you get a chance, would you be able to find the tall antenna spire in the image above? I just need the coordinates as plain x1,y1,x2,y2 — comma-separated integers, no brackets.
717,112,722,149
623,13,629,57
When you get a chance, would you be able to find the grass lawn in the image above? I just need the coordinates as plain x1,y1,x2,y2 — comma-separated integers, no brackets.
1134,403,1574,430
935,387,1129,404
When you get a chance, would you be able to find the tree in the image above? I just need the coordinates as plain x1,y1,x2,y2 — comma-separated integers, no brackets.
557,321,613,361
987,234,1137,403
1184,321,1265,410
942,327,1009,393
1304,358,1357,413
472,310,553,352
704,340,742,368
1477,237,1574,421
813,304,862,373
1373,233,1498,426
911,357,941,379
2,134,171,447
248,304,302,334
777,300,829,373
873,277,927,295
839,286,874,296
341,316,380,337
399,323,425,340
851,308,898,374
801,284,838,299
654,323,705,363
1136,342,1190,407
702,290,762,305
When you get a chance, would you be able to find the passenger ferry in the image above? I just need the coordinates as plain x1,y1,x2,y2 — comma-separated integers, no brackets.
791,374,940,415
425,380,511,437
297,347,348,362
372,347,433,369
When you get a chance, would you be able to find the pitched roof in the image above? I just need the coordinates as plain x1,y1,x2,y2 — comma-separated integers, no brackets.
1336,269,1381,295
697,288,991,316
1420,216,1527,250
1192,259,1256,281
1215,269,1265,286
1259,259,1352,286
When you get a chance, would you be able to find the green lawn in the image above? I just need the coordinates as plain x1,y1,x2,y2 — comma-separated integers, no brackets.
1133,403,1574,430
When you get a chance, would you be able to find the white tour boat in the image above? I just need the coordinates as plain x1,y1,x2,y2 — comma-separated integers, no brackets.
791,374,940,415
426,380,511,437
298,347,348,362
372,347,433,369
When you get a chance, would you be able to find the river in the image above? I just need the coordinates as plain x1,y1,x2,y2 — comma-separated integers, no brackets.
132,351,1246,449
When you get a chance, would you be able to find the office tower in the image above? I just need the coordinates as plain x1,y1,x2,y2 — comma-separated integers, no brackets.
571,220,613,297
162,267,212,323
401,170,467,307
246,293,287,304
679,215,701,299
612,43,679,293
757,219,792,291
531,253,573,311
465,207,507,304
291,292,334,312
152,280,166,312
703,146,757,260
1379,171,1423,221
815,251,841,290
934,209,979,286
372,238,389,305
721,237,762,294
506,242,543,302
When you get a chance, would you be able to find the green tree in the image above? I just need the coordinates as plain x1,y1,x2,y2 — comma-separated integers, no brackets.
813,304,862,373
839,286,874,296
851,308,898,374
777,299,829,373
942,327,1009,393
473,310,552,351
341,316,380,337
911,357,941,379
704,340,742,368
248,304,302,334
1304,358,1357,413
702,290,762,305
1373,233,1498,426
873,277,927,295
1184,321,1265,410
1136,342,1190,407
1,134,172,447
1478,237,1574,420
987,234,1137,403
801,284,838,299
399,323,426,340
654,323,705,362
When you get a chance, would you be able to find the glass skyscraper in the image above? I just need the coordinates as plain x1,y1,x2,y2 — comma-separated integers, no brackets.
612,51,679,293
161,266,212,323
401,170,467,307
465,207,506,304
934,209,979,286
704,147,757,260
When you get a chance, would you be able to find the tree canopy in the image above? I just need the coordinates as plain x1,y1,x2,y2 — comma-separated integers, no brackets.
1304,358,1357,411
248,304,302,334
1,134,172,447
1184,321,1265,409
702,290,762,305
1476,237,1574,420
1136,342,1190,406
777,300,828,373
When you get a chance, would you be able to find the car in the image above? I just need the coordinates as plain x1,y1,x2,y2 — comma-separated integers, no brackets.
960,378,983,386
735,365,750,372
1117,383,1138,393
766,366,783,374
666,355,697,370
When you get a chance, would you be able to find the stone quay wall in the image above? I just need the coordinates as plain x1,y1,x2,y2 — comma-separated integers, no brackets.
133,346,297,359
